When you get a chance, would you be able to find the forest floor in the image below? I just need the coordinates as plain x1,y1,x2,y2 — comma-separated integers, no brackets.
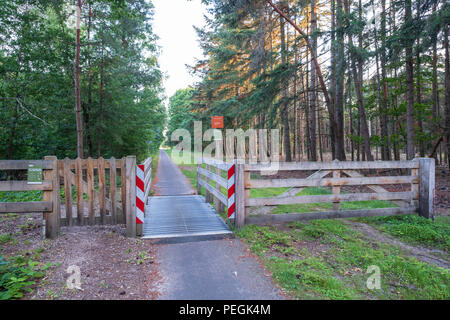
0,213,161,300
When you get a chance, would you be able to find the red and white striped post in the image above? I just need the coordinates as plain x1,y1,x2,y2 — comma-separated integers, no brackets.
227,163,236,219
136,164,145,225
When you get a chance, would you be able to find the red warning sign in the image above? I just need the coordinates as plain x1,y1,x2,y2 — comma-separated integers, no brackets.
211,116,223,129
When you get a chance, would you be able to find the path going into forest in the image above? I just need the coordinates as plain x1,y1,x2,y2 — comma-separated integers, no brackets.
150,150,284,300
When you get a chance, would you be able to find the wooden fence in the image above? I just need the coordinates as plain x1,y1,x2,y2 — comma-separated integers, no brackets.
197,158,435,228
0,157,59,238
0,155,151,238
197,157,228,216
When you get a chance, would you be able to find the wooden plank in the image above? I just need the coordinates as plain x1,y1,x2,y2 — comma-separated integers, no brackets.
333,170,340,211
57,159,122,170
205,164,212,203
245,160,419,171
419,158,435,219
247,191,415,207
125,156,136,237
200,157,231,170
235,162,245,229
342,170,409,207
143,157,152,175
244,170,250,222
63,158,73,226
75,158,84,225
411,160,419,208
198,178,227,205
248,170,332,215
198,167,228,188
110,157,117,224
121,157,127,223
0,180,52,191
215,165,225,214
143,160,152,207
246,207,417,225
98,157,106,224
0,201,53,213
44,156,59,238
245,175,419,189
62,166,118,217
0,160,53,170
196,160,202,195
87,157,95,225
271,170,332,198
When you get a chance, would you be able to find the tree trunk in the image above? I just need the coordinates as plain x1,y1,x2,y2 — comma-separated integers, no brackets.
280,1,291,161
98,40,104,157
444,22,450,168
378,0,390,160
74,0,83,158
345,0,373,161
266,0,345,160
405,0,415,160
309,0,317,161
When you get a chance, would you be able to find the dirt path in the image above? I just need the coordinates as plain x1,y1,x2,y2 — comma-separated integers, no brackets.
152,149,285,299
343,220,450,269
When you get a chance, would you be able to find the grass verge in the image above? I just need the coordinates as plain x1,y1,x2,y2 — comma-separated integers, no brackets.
237,221,449,299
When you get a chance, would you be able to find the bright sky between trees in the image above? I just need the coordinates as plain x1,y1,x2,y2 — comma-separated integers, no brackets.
152,0,207,104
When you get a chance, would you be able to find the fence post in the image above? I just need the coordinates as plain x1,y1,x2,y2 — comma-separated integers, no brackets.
418,157,435,219
235,161,245,229
205,164,212,203
215,165,225,214
196,158,202,195
43,156,60,239
126,156,136,237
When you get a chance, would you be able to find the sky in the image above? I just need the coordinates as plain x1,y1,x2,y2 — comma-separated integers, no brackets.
151,0,208,104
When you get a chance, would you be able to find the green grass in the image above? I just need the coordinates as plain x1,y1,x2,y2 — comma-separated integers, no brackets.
0,191,42,203
266,186,397,214
0,233,15,244
360,215,450,252
237,221,450,299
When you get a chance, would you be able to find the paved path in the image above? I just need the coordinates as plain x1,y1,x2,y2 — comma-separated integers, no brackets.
152,149,195,196
151,149,285,300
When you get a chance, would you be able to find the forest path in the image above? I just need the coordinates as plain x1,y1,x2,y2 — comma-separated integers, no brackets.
150,150,285,300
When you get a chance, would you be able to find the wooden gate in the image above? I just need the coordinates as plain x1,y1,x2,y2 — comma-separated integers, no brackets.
197,158,435,229
0,155,150,238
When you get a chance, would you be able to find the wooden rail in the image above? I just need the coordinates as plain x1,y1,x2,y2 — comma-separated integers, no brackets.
0,157,60,238
238,158,434,227
196,158,230,217
197,158,435,229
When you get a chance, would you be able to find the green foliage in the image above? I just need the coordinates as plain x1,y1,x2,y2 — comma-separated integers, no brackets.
364,215,450,252
0,0,166,160
0,191,42,203
166,88,196,146
0,254,45,300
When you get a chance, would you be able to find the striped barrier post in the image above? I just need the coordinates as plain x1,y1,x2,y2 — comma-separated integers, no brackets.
227,163,235,219
136,164,145,224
